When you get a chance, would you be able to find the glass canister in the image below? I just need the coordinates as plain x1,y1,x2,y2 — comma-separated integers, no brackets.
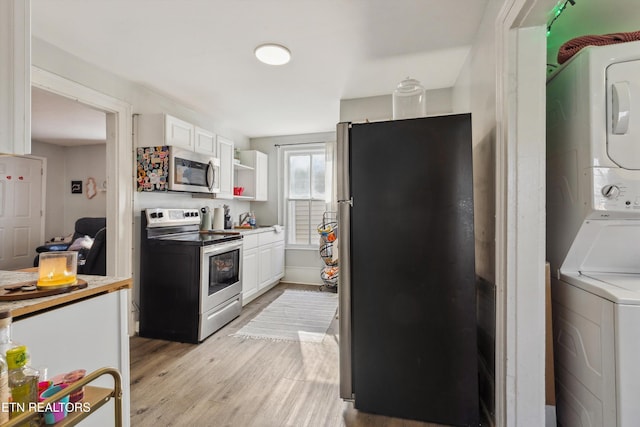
392,77,426,120
36,251,78,289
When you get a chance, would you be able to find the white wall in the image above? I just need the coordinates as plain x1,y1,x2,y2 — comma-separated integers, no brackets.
452,1,501,423
63,144,108,232
455,1,552,425
31,141,107,238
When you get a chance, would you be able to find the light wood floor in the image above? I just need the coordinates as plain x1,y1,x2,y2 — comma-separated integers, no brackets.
130,282,450,427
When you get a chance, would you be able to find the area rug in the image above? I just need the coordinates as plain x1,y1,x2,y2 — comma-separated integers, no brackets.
231,289,338,343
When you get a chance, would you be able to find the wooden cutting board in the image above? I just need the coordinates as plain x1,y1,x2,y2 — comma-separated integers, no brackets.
0,279,88,301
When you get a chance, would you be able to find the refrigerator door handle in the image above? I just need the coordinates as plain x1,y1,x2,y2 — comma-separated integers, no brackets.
337,122,354,400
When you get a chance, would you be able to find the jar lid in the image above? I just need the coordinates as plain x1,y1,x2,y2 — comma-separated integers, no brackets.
6,345,28,370
0,310,12,327
395,77,424,93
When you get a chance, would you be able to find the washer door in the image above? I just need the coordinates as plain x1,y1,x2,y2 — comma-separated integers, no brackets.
607,59,640,169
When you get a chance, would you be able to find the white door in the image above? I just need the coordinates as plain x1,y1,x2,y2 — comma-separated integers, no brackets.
607,59,640,170
216,136,234,200
0,156,43,270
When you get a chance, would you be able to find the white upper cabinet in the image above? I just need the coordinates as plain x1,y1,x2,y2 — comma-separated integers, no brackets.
0,1,30,155
136,114,220,156
195,126,216,155
237,150,268,201
216,135,234,200
136,113,192,149
164,115,194,149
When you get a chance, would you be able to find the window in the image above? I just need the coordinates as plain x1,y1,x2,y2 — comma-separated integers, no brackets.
282,144,331,248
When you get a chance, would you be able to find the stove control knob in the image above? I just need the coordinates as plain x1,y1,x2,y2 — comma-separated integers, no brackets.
601,185,620,199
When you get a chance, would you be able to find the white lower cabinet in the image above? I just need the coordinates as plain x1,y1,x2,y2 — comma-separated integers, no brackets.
273,241,284,279
258,244,273,290
241,228,285,305
242,247,259,302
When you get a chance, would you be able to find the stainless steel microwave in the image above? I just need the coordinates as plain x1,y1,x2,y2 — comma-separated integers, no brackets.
136,145,220,194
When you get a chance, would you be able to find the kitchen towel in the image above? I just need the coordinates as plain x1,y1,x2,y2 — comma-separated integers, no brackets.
557,30,640,64
212,207,224,230
230,289,338,342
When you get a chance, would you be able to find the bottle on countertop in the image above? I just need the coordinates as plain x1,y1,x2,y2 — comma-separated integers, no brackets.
249,213,256,228
0,311,31,379
0,311,24,358
200,206,212,231
0,311,14,424
6,345,39,425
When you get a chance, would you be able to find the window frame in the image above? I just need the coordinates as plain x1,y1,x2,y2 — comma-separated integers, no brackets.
281,143,329,250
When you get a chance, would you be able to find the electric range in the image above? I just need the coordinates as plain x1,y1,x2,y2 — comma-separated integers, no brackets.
139,208,243,343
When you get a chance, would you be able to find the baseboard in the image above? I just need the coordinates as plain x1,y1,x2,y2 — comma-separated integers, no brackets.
546,405,557,427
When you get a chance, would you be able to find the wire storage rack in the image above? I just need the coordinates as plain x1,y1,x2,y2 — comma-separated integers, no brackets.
317,211,338,292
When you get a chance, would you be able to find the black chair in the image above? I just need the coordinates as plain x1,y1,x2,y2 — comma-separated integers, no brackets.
34,217,107,276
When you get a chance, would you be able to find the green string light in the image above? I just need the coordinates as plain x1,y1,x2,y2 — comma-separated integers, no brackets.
547,0,576,37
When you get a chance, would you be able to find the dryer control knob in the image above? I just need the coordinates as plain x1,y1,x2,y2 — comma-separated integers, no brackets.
601,185,620,199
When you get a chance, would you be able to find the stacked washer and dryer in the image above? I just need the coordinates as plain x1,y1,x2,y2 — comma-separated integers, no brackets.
547,41,640,426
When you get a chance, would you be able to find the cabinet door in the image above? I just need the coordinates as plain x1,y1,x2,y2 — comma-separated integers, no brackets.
258,245,273,290
216,136,234,199
0,1,30,155
242,248,259,304
272,241,284,281
165,115,194,149
195,127,216,155
255,151,268,201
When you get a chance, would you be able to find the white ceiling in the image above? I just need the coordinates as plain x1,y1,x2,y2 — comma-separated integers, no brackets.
30,0,640,142
31,86,107,146
30,0,488,139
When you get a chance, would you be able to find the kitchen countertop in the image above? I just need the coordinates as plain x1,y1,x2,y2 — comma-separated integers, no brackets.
234,225,282,235
0,270,131,318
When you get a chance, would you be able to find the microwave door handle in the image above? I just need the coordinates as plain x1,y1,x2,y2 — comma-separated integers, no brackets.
207,160,215,192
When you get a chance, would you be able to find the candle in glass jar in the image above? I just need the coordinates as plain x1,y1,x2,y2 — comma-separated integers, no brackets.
37,252,78,288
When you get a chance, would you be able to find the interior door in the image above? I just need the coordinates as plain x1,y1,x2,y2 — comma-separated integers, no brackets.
607,59,640,169
0,156,44,270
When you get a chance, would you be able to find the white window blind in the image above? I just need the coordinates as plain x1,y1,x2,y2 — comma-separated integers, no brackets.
282,144,332,248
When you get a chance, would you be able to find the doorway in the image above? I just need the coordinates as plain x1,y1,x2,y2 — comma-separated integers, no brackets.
31,66,133,281
31,86,108,251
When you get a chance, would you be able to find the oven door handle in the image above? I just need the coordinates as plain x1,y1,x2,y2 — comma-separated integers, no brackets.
202,240,242,255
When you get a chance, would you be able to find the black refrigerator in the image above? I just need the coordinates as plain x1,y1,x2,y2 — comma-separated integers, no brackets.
337,114,479,426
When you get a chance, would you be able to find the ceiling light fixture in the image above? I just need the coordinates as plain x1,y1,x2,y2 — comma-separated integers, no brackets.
254,43,291,65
